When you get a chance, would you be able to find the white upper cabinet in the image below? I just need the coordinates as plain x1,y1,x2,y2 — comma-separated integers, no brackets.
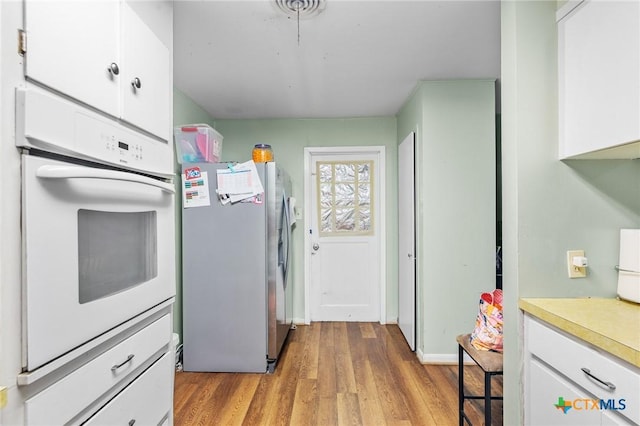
24,1,171,142
557,0,640,159
24,1,120,119
120,2,171,142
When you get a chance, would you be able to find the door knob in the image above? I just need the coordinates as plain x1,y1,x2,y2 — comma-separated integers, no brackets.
312,243,320,251
131,77,142,89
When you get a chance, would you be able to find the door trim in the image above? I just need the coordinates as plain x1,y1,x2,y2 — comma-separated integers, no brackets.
303,146,386,325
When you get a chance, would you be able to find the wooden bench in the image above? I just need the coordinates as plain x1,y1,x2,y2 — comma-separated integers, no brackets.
457,333,503,426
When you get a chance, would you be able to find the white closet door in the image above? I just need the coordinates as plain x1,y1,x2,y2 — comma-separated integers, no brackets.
398,132,416,350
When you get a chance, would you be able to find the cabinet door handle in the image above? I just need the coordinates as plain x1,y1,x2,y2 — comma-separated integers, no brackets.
581,367,616,390
128,420,136,426
108,62,120,76
131,77,142,89
111,354,135,372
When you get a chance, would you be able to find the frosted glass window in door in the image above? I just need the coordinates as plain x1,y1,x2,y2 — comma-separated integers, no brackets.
78,210,158,303
316,161,374,236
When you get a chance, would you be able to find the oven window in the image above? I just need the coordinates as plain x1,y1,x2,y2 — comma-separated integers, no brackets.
78,210,158,304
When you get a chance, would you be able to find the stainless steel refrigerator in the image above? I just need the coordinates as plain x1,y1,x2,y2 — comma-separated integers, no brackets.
182,162,293,373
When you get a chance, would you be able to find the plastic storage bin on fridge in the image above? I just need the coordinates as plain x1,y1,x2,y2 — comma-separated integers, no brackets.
174,124,223,164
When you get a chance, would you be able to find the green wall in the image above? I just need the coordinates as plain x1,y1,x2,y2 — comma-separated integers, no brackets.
173,89,398,333
213,117,398,323
397,80,497,360
174,81,497,357
172,87,217,341
501,2,640,424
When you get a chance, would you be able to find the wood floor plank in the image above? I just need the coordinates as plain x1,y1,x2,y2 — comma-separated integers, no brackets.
174,372,224,425
241,375,279,426
345,323,387,426
444,363,503,424
353,360,387,426
289,378,319,426
365,337,411,424
421,364,465,424
298,322,321,380
174,323,503,426
317,323,338,399
317,396,338,426
401,361,455,425
194,374,247,425
266,340,302,426
358,322,377,338
334,323,358,394
215,374,261,426
337,393,364,426
394,360,440,425
172,382,198,418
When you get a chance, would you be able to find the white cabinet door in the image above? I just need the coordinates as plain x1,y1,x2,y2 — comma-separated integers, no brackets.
525,315,640,425
25,1,172,142
558,0,640,159
120,2,171,141
601,409,635,426
84,352,173,426
24,1,120,118
24,315,172,425
527,359,603,426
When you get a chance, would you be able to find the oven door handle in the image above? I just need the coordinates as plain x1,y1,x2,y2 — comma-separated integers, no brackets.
36,165,175,194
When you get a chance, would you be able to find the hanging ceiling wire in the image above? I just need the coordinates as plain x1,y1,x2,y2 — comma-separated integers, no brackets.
296,0,300,45
273,0,326,45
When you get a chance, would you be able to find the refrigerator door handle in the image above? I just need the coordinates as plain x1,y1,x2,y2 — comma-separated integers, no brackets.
283,192,292,288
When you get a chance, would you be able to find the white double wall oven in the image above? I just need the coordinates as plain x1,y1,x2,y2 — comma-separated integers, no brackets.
17,87,176,373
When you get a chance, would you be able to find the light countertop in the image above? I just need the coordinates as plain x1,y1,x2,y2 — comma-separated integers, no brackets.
519,297,640,368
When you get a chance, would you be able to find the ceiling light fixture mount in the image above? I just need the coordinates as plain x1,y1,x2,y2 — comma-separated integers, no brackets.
274,0,326,18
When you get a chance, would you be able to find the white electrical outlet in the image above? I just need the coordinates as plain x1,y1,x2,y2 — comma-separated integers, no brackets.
567,250,587,278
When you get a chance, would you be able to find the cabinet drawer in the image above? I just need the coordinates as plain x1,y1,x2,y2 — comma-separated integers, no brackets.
84,352,172,426
526,316,640,425
25,314,171,425
527,358,603,426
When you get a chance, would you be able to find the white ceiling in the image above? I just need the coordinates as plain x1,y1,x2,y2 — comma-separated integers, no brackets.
173,0,501,120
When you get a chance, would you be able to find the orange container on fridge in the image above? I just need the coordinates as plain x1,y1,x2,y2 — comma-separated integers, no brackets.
252,144,273,162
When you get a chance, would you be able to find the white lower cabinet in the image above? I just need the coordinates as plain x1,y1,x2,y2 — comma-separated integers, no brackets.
84,352,173,426
524,315,639,426
24,314,173,425
602,410,636,426
528,358,615,426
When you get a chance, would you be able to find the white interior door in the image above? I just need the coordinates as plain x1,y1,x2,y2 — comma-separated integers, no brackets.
398,133,416,350
305,147,385,322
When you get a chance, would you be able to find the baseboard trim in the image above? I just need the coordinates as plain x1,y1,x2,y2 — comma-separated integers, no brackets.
292,318,398,326
416,349,473,365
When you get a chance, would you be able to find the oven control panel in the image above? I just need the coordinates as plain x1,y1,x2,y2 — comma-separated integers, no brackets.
16,88,173,177
75,110,171,175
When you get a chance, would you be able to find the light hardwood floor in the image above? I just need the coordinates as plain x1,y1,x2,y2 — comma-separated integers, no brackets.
174,322,503,425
